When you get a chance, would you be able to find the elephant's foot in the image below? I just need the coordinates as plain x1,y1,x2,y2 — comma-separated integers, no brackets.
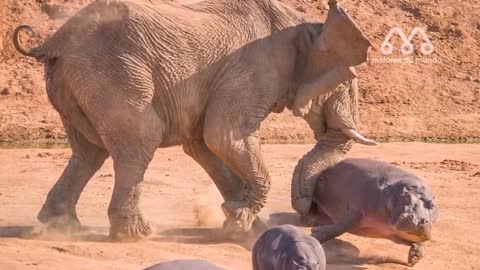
108,209,152,240
408,243,424,266
221,201,263,240
37,203,82,232
222,216,267,242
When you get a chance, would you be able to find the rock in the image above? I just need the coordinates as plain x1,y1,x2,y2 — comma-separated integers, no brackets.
0,88,9,95
41,4,69,19
467,76,473,81
295,5,307,13
383,120,394,126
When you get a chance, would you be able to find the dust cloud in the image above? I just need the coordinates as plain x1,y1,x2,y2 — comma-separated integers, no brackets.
192,185,225,228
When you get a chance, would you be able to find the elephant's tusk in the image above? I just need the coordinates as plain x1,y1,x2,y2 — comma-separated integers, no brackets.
341,129,378,146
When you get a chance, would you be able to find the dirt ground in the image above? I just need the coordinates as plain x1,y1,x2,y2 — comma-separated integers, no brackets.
0,142,479,270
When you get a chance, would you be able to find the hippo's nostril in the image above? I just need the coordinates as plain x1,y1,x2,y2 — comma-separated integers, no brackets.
420,218,429,225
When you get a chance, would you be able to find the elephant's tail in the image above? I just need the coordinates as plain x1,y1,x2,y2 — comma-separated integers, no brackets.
13,25,49,62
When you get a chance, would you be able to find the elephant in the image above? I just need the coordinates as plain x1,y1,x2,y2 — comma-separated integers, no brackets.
13,0,375,239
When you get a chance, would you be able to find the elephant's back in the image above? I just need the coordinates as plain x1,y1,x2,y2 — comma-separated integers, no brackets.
44,0,197,59
41,0,220,95
45,0,273,84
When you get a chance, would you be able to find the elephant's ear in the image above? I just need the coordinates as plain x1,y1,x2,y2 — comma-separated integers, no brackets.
292,1,371,117
295,24,319,57
314,1,372,66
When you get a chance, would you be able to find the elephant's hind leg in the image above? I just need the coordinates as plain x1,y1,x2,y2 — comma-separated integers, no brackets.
100,106,164,240
38,120,109,230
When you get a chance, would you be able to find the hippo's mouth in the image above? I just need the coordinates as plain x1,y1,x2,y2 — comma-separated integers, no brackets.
392,207,434,243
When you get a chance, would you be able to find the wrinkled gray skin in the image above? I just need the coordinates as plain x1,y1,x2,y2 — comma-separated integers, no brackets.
144,260,224,270
253,225,326,270
13,0,374,239
304,158,438,266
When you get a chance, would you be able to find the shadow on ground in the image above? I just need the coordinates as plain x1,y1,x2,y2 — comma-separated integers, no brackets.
0,225,109,242
0,224,406,269
154,225,405,269
153,227,256,250
323,239,406,267
267,212,407,268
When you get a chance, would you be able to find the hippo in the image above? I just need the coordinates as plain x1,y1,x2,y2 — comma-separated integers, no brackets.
253,224,326,270
304,158,438,266
144,260,225,270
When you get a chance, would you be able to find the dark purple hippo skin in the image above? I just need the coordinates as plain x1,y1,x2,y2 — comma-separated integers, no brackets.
144,260,225,270
253,224,326,270
306,158,438,266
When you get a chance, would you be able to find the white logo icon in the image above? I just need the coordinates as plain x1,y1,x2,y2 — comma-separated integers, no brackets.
381,27,434,55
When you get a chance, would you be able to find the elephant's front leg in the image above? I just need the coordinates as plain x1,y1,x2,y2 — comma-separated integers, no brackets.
182,140,245,202
183,140,268,234
203,129,271,235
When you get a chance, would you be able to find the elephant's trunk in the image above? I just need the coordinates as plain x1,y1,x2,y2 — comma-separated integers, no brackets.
291,129,352,214
291,79,377,215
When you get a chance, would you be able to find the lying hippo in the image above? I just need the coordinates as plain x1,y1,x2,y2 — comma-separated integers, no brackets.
253,225,326,270
144,260,224,270
305,158,438,266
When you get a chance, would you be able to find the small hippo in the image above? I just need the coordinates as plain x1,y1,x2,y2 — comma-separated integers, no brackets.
253,224,326,270
144,260,225,270
305,158,438,266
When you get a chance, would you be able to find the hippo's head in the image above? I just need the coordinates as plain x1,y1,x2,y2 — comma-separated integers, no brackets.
387,183,439,243
279,241,326,270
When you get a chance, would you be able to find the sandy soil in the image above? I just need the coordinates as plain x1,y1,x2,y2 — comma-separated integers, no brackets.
1,0,480,144
0,142,479,270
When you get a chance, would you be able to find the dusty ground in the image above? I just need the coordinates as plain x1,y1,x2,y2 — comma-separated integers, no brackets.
1,0,479,144
0,142,479,270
